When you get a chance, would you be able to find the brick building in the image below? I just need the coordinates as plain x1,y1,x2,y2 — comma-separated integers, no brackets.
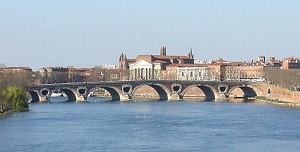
119,46,195,80
165,64,211,81
282,57,300,69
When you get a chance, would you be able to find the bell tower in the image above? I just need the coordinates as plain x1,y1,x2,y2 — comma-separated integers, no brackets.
119,53,128,69
160,45,167,56
188,48,194,59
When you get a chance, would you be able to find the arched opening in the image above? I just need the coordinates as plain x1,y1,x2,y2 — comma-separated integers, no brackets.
123,86,131,93
228,86,257,101
229,87,244,98
102,87,120,101
87,87,107,97
241,87,257,98
27,90,40,102
78,88,86,94
47,89,68,102
131,84,170,101
60,88,77,102
182,86,206,101
219,86,227,92
132,85,159,101
181,85,217,101
173,86,180,92
87,86,126,101
41,90,49,96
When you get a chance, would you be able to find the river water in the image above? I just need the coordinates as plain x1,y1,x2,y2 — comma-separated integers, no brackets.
1,97,300,152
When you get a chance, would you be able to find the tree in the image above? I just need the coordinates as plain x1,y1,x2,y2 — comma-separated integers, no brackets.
2,86,28,110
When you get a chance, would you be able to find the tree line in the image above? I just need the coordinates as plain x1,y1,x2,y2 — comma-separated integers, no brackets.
0,71,29,113
264,68,300,91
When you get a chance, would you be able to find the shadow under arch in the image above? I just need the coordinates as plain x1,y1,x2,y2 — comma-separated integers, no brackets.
131,84,171,101
227,86,257,98
27,90,40,102
60,88,77,101
100,86,123,101
181,85,218,100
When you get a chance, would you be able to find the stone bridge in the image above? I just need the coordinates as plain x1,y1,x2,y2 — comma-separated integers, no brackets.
27,80,260,102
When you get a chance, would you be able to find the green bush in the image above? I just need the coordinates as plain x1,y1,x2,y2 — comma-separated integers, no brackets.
2,86,28,110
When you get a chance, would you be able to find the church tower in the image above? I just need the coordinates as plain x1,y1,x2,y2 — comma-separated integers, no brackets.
160,45,167,56
119,53,128,69
188,48,194,59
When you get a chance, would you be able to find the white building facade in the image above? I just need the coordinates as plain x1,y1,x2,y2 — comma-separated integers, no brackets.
129,59,163,80
165,65,213,81
176,66,212,81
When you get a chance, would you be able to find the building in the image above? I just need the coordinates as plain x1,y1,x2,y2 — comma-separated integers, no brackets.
1,67,33,86
83,68,129,82
195,59,232,81
258,56,266,63
102,64,116,69
119,53,135,69
39,67,68,84
225,65,265,82
3,67,32,73
68,68,91,82
121,46,195,80
282,57,300,69
268,57,281,68
165,64,212,81
98,68,129,81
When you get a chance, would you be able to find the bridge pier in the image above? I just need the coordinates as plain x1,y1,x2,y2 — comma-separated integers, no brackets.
76,95,87,102
216,93,228,100
169,93,183,101
40,96,50,102
119,94,130,101
28,89,51,102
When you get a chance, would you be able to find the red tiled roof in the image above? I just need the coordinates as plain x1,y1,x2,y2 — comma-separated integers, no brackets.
96,68,128,72
5,67,32,70
127,59,136,62
166,64,206,67
69,68,91,72
153,55,190,60
153,60,167,63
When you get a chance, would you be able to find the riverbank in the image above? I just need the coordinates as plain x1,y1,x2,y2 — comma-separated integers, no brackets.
1,108,29,118
255,96,300,107
0,110,15,118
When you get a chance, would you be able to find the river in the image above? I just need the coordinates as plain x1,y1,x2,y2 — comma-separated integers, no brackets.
1,97,300,152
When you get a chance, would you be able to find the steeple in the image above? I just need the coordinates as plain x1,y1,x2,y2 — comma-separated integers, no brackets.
119,53,124,61
160,45,167,56
188,48,194,59
119,53,127,69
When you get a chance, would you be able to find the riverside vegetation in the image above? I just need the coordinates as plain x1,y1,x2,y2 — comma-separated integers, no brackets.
0,86,29,113
0,69,30,113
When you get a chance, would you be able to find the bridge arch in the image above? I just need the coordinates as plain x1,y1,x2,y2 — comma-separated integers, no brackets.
103,86,124,100
27,90,41,102
87,87,101,97
87,86,124,101
59,88,78,101
181,85,218,100
131,84,172,101
227,86,257,99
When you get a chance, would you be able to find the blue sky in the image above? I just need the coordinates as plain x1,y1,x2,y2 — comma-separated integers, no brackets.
0,0,299,70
